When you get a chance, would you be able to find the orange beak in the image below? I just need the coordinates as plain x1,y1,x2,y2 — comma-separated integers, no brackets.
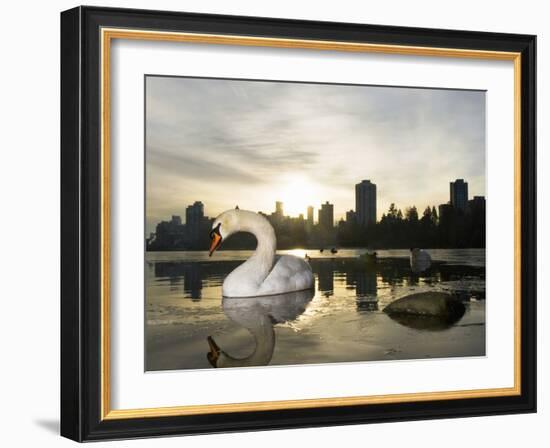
209,232,222,257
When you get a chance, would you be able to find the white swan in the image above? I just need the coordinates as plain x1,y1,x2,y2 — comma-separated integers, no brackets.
410,248,432,273
209,209,314,297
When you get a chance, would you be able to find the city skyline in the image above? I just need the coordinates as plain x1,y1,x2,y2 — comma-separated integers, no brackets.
147,174,486,251
150,177,483,236
146,76,486,235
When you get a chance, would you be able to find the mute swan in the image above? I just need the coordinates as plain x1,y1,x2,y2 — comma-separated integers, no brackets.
207,289,314,368
410,248,432,273
209,209,314,297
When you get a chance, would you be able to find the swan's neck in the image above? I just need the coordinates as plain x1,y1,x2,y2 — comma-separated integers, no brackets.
238,215,276,279
219,314,275,367
221,212,277,297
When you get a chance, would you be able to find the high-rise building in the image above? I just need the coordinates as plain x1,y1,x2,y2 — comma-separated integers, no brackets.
275,201,284,216
186,201,204,227
450,179,469,211
468,195,486,213
355,180,377,226
467,195,486,224
467,196,486,247
318,201,334,230
307,206,314,226
153,215,185,249
438,203,453,225
186,201,205,242
346,209,356,224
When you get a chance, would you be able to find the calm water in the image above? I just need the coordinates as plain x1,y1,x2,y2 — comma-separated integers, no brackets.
145,249,485,371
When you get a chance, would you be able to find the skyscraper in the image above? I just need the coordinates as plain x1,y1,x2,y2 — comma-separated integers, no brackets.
450,179,469,211
355,180,377,226
307,206,314,226
346,209,356,224
438,203,453,225
467,195,486,215
186,201,205,243
275,201,284,216
185,201,204,228
318,201,334,230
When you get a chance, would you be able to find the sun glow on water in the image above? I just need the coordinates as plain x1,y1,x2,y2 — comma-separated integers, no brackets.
282,248,308,258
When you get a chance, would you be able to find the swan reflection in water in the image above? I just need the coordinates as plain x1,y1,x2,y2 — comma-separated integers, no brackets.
207,288,315,368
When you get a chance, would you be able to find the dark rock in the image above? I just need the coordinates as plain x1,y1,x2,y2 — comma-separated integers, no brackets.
383,292,466,330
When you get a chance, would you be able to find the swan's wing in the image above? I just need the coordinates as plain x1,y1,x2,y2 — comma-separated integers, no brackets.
258,255,314,295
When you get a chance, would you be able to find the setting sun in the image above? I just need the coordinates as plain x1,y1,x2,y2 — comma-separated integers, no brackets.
278,176,318,217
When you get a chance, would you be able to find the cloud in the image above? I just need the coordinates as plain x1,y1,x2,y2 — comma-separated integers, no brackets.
147,146,263,184
145,76,485,233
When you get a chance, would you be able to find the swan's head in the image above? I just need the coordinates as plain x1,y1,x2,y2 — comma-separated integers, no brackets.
209,209,241,256
206,335,239,368
206,336,223,367
209,209,272,257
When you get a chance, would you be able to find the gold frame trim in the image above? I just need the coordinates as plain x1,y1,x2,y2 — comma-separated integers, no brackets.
100,28,522,421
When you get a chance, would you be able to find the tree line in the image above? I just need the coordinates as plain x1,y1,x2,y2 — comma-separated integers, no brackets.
338,203,485,249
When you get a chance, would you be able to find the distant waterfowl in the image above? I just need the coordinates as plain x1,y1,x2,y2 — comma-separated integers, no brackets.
207,289,314,368
360,249,377,264
330,248,338,254
410,248,432,273
319,248,325,253
209,209,314,297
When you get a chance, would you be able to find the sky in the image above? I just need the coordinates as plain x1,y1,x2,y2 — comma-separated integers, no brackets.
145,76,485,234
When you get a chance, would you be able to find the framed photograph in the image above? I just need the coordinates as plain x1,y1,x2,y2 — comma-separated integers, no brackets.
60,6,536,441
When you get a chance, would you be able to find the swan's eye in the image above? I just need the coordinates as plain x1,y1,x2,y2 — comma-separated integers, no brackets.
208,223,223,257
209,223,221,239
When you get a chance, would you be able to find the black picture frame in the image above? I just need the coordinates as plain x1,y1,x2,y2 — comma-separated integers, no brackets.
61,5,536,442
